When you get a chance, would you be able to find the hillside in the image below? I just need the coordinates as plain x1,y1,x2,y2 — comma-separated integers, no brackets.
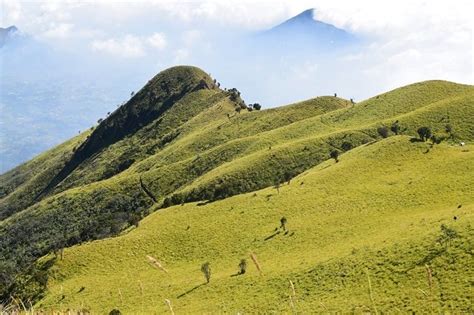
37,137,474,313
0,65,473,312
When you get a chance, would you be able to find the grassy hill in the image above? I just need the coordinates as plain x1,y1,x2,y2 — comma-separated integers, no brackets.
0,65,473,311
38,137,473,313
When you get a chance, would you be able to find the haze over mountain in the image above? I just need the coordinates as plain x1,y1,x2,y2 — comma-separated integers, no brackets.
0,1,472,175
1,10,361,173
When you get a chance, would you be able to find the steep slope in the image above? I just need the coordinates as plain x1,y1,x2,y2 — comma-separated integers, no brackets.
0,66,217,218
36,66,216,200
37,137,474,313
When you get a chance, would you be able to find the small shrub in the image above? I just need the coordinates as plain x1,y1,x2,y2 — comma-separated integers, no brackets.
417,127,432,141
341,141,353,151
280,217,287,231
330,150,340,162
238,259,247,275
253,103,262,110
445,124,452,134
377,126,389,138
430,134,445,145
437,224,458,247
201,262,211,283
390,121,401,135
274,182,281,194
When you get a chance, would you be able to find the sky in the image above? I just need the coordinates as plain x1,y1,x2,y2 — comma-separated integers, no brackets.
0,0,473,171
2,0,473,100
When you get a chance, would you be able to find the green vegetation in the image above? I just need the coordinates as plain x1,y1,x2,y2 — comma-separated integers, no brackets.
35,138,474,313
0,65,473,312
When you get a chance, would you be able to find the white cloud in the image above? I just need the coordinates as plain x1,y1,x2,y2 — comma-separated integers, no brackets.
41,23,73,39
173,48,190,63
91,35,146,58
91,33,167,58
1,0,22,24
182,30,201,46
147,32,167,50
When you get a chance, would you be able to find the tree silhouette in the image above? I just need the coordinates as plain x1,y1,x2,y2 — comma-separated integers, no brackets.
330,150,340,162
201,262,211,283
238,259,247,275
417,127,432,141
280,217,287,231
390,120,401,135
377,126,389,138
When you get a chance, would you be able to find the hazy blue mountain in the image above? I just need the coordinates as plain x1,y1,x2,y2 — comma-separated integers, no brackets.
0,26,18,47
0,28,151,173
258,9,357,51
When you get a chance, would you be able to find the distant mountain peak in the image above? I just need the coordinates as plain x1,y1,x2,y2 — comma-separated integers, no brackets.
0,25,19,47
291,8,316,20
261,9,356,50
0,25,19,35
272,8,342,31
4,25,18,32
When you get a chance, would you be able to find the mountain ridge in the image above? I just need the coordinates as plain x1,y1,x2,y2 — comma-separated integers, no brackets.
34,66,217,201
0,66,473,311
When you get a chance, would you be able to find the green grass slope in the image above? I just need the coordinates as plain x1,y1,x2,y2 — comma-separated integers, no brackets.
0,131,91,219
0,66,218,218
38,137,474,313
0,67,472,308
0,95,350,281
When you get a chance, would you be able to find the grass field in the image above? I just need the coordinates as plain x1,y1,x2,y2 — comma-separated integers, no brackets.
37,137,473,313
1,66,473,312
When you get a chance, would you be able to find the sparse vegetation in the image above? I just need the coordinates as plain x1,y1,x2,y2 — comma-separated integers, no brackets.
330,150,340,162
436,224,458,247
341,141,353,151
238,259,247,275
201,262,211,283
390,120,401,135
377,126,389,138
280,216,288,231
417,126,432,141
